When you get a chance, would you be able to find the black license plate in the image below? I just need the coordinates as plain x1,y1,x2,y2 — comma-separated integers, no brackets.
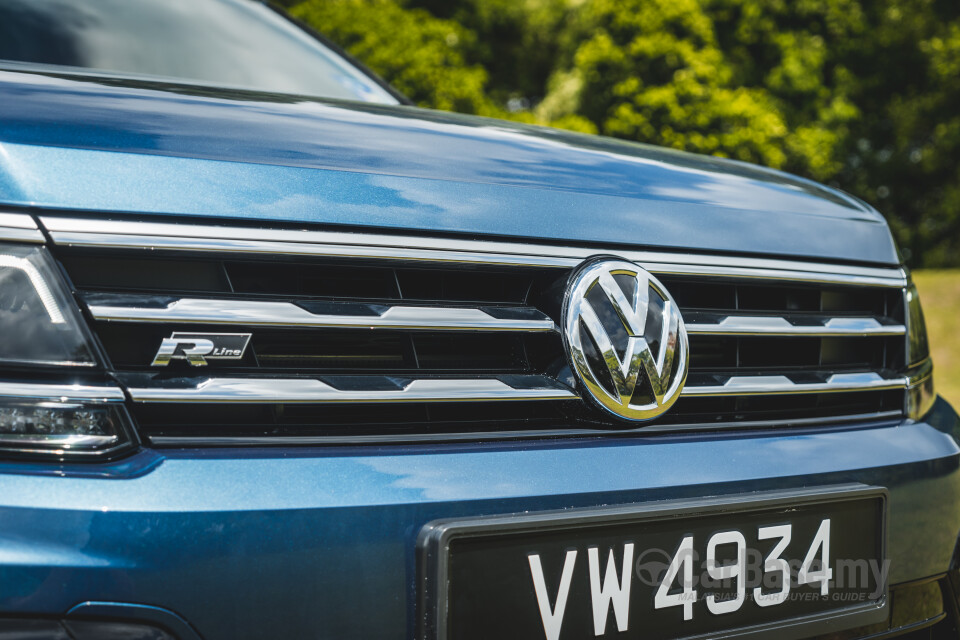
419,485,887,640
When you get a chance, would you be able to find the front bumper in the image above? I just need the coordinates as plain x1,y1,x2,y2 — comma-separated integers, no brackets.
0,400,958,640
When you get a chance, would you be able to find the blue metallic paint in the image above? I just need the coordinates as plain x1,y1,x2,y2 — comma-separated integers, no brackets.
0,69,898,265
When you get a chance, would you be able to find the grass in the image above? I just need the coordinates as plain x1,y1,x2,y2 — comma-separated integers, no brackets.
912,270,960,408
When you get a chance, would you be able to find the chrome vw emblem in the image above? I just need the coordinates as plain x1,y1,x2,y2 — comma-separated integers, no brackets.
563,258,688,421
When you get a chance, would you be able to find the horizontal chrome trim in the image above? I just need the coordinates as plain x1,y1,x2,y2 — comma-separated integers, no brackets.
52,230,581,268
0,433,118,447
88,297,558,332
0,228,45,243
0,358,96,368
685,316,906,337
681,372,907,397
127,376,577,403
0,382,125,402
43,217,907,287
906,358,934,389
907,373,934,390
0,212,44,243
0,212,38,229
127,371,908,403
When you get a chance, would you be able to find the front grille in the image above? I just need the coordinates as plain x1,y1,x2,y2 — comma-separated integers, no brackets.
44,215,914,444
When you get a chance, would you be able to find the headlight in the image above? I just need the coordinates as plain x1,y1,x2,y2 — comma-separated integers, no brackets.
0,243,96,366
905,280,930,366
0,242,134,458
0,396,131,454
904,277,935,420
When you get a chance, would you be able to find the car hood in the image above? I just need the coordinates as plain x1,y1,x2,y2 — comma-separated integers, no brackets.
0,69,898,264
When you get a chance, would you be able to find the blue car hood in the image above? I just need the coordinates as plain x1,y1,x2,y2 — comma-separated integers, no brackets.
0,69,898,265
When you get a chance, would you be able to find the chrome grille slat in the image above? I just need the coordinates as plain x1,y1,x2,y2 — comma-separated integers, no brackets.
685,315,905,336
54,231,582,269
86,296,558,332
126,373,910,403
126,375,577,403
0,212,37,229
681,373,907,397
0,211,44,243
43,216,907,287
0,382,125,401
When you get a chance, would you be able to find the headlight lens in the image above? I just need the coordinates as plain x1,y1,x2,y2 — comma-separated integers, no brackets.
904,277,935,420
905,280,930,366
0,398,129,452
0,243,96,366
0,242,134,458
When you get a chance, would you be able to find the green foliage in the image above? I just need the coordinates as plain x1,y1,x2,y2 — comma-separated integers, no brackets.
292,0,494,114
406,0,571,106
289,0,960,266
706,0,866,179
291,0,596,131
546,0,799,171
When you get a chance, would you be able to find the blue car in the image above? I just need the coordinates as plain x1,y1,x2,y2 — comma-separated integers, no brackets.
0,1,954,639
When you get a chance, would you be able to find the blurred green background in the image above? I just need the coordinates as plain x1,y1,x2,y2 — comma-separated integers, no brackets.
915,271,960,408
285,0,960,270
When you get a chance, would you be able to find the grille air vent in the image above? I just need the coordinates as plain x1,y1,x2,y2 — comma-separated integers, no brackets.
45,216,914,444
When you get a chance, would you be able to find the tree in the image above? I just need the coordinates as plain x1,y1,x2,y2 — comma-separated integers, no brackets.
831,1,960,266
541,0,806,172
292,0,495,115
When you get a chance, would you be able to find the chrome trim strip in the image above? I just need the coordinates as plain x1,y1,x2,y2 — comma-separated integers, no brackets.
0,212,44,243
0,382,125,401
0,212,38,229
686,316,906,337
127,376,578,403
128,370,909,403
43,217,907,287
639,263,900,286
907,374,934,390
0,433,118,447
0,228,45,243
906,358,934,389
89,298,558,332
681,372,907,397
51,230,584,267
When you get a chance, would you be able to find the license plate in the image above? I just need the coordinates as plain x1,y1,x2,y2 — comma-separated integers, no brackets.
418,485,887,640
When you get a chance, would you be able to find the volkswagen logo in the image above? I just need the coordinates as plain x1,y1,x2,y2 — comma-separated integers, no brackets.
563,258,689,421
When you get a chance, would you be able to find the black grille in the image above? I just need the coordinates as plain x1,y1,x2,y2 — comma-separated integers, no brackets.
52,230,910,443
